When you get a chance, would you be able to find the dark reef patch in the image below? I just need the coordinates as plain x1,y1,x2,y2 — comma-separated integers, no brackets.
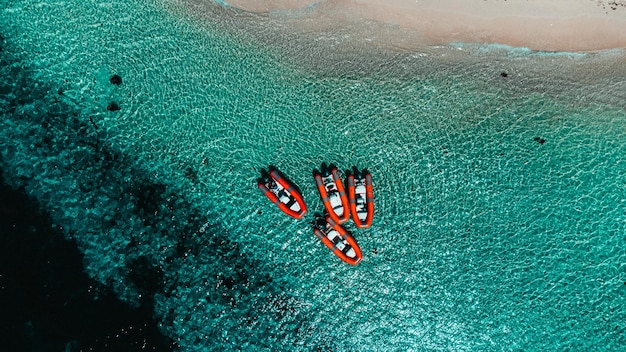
125,255,165,304
0,169,176,352
110,74,123,85
130,180,167,220
107,102,121,111
0,30,306,350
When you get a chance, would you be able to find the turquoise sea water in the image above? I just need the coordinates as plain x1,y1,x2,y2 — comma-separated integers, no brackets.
1,0,625,350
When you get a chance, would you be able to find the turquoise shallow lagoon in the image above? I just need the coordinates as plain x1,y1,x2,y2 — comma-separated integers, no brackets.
1,0,625,350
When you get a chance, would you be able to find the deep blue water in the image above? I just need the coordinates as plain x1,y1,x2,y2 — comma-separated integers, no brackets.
0,167,176,351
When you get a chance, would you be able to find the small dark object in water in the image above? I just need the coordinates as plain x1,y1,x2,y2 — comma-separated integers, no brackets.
221,277,235,290
500,72,508,78
107,102,120,111
534,137,546,144
184,167,197,183
110,74,122,85
89,116,99,130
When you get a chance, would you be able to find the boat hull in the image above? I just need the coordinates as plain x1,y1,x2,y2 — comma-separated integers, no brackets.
313,215,362,265
346,172,374,228
258,169,307,219
314,166,350,224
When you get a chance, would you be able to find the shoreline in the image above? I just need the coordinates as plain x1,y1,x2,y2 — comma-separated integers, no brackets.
177,0,626,109
222,0,626,52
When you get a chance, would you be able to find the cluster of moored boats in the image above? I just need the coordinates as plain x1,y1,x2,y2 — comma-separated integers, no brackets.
257,163,374,265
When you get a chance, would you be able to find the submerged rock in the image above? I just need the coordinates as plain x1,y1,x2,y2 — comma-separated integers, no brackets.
110,74,122,85
107,102,120,111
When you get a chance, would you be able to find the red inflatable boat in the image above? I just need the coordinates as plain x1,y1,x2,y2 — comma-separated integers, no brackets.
313,163,350,224
258,168,307,219
312,214,362,265
346,168,374,228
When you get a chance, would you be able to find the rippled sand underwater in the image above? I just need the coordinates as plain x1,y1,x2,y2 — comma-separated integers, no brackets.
1,0,625,350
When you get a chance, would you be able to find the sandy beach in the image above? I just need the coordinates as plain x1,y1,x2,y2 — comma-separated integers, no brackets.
224,0,626,51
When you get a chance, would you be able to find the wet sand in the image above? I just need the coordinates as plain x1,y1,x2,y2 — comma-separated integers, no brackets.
224,0,626,51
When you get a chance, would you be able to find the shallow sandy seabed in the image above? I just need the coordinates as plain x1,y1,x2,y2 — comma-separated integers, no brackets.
224,0,626,52
171,0,626,109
